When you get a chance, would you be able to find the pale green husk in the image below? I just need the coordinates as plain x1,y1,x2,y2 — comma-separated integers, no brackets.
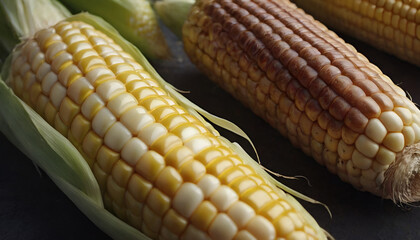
60,0,171,59
0,0,71,39
154,0,194,38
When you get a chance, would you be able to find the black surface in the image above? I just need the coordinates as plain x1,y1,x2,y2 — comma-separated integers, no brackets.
2,27,420,240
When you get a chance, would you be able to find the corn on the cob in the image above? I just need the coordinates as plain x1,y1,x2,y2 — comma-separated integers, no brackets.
291,0,420,67
6,19,326,239
181,0,420,203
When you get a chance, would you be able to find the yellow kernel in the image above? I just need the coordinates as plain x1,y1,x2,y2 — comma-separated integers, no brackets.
135,151,165,182
70,114,90,143
96,146,120,173
155,166,183,197
162,209,187,236
146,188,170,216
59,97,79,125
190,201,218,231
127,174,152,202
82,131,103,159
111,160,133,187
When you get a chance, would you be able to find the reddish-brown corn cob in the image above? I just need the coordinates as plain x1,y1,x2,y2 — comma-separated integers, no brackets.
182,0,420,202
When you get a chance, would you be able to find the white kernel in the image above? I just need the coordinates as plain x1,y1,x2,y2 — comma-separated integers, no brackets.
104,122,132,151
375,146,396,165
112,63,135,75
58,64,81,86
120,107,153,134
45,41,67,61
351,150,373,170
276,216,294,235
96,80,126,102
337,140,354,160
41,72,58,94
51,52,72,72
121,138,148,166
383,132,405,152
19,63,30,76
36,63,51,81
92,107,116,137
173,182,204,218
346,159,361,177
85,67,115,85
402,126,415,145
35,28,56,47
138,123,168,146
176,125,201,141
81,93,105,119
234,230,256,240
210,185,239,211
184,136,212,154
182,225,211,240
67,77,93,103
65,34,86,45
394,107,413,125
380,111,404,132
107,93,138,117
355,135,379,158
197,174,220,198
227,201,255,228
246,216,275,240
412,123,420,142
365,118,387,143
209,213,238,240
31,52,45,72
70,42,92,54
286,231,308,240
49,82,66,108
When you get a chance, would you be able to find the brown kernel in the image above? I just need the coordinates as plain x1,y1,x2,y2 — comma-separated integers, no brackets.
328,97,351,121
304,100,322,123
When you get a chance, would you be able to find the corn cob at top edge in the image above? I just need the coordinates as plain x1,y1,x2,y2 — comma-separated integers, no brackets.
291,0,420,67
182,0,420,203
7,19,326,240
59,0,171,59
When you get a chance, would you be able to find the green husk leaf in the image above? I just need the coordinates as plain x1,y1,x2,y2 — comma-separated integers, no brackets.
154,0,194,38
0,0,70,39
60,0,170,59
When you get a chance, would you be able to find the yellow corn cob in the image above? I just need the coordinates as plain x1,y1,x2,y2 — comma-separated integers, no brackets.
291,0,420,66
182,0,420,203
7,20,326,239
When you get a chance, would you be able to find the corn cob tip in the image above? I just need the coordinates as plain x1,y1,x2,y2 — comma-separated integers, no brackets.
384,142,420,203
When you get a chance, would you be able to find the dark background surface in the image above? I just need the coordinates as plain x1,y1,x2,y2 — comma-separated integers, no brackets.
2,26,420,240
